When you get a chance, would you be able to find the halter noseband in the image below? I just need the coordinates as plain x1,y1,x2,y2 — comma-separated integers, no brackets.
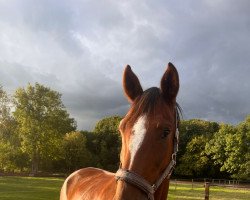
115,110,179,200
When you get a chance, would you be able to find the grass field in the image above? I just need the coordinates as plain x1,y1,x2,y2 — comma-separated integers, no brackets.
0,176,249,200
168,181,250,200
0,176,63,200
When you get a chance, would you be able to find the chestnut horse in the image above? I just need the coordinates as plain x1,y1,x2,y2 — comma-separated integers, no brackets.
60,63,180,200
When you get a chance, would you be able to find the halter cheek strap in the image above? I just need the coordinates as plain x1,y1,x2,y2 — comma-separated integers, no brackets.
115,111,179,200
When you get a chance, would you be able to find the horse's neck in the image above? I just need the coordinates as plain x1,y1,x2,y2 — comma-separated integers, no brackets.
154,179,170,200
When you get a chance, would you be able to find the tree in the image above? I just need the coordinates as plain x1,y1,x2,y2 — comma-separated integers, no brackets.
177,135,209,177
63,131,91,172
206,124,233,168
0,86,16,141
93,116,123,134
0,86,26,172
13,83,76,173
177,119,220,157
236,115,250,179
82,116,123,171
206,116,250,179
0,141,29,172
82,131,120,171
96,131,121,171
175,119,220,177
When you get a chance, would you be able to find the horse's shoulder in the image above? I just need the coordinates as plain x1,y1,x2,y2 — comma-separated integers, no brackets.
62,168,116,200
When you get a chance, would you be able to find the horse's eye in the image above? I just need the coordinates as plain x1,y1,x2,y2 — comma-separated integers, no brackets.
162,128,170,138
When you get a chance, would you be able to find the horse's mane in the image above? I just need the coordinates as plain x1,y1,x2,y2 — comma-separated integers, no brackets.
122,87,182,128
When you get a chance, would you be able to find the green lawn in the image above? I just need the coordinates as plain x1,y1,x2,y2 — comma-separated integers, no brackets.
168,181,250,200
0,176,249,200
0,176,63,200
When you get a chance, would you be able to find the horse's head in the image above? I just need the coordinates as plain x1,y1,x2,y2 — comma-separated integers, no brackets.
115,63,180,200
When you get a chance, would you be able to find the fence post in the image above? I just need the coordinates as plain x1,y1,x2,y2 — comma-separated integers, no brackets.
204,182,210,200
192,179,194,189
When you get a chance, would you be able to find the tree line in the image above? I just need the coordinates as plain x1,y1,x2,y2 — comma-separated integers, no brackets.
0,83,249,180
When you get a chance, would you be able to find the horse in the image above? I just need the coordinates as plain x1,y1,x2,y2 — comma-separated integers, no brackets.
60,62,181,200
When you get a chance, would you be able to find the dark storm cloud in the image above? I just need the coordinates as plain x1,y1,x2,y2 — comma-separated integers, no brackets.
0,0,249,129
166,0,250,124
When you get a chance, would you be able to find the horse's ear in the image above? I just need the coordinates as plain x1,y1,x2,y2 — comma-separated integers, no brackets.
160,62,179,103
123,65,143,103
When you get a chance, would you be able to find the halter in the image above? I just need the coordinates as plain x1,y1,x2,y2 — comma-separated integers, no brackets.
115,109,179,200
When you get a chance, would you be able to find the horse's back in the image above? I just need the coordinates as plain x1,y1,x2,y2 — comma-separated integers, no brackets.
60,167,116,200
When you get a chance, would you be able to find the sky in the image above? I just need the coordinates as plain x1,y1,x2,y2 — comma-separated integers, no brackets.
0,0,249,130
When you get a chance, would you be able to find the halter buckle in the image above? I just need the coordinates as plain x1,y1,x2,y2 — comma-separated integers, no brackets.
172,152,177,160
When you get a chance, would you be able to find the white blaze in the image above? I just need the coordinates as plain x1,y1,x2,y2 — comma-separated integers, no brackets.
129,115,147,167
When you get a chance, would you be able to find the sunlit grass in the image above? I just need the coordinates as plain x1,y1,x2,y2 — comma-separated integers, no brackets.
0,176,64,200
0,176,249,200
168,181,250,200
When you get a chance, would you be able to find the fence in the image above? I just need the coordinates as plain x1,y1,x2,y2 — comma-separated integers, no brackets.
169,179,250,200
